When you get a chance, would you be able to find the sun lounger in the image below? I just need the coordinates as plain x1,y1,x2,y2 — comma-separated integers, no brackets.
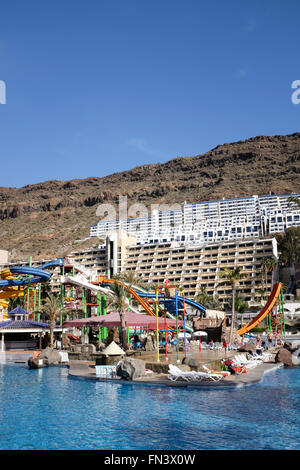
241,353,264,364
168,364,223,382
168,364,196,381
261,351,272,361
247,351,264,361
233,355,257,369
242,353,263,363
189,370,223,382
202,365,231,377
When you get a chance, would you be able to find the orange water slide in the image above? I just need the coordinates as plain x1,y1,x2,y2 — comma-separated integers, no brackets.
99,277,156,317
237,282,282,336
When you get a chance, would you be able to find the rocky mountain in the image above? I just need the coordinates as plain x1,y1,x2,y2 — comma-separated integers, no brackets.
0,132,299,262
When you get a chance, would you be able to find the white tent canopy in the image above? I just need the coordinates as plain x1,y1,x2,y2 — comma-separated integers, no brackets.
101,341,125,356
178,332,192,339
205,310,225,320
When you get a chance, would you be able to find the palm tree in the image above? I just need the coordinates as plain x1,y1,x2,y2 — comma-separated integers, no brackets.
256,287,267,304
195,286,221,310
225,291,249,328
288,196,300,208
261,257,277,289
8,295,24,311
277,227,300,267
109,281,130,350
114,271,145,291
40,281,52,299
195,286,210,306
219,267,247,344
34,293,66,348
141,281,160,292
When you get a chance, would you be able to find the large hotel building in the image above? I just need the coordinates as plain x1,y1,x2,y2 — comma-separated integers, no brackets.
90,193,300,245
71,192,299,307
2,193,300,308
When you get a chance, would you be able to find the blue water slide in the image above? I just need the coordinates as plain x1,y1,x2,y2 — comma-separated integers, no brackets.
136,292,206,315
0,258,64,288
0,267,51,287
180,296,206,314
41,258,64,269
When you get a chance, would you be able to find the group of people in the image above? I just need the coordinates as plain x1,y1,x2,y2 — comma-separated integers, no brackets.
206,335,280,351
206,339,229,350
129,330,181,350
258,332,284,349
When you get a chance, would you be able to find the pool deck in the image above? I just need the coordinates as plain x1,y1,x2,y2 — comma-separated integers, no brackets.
1,347,285,387
68,351,283,388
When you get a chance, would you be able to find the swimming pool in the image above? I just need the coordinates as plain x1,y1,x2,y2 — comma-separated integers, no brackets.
0,363,299,450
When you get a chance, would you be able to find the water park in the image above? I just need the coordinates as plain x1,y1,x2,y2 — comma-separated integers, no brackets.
0,255,299,451
0,255,298,387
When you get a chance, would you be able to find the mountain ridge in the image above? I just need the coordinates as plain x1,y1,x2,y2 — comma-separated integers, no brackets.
0,131,299,262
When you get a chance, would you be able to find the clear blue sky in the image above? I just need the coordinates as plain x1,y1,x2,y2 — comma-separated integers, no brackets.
0,0,299,188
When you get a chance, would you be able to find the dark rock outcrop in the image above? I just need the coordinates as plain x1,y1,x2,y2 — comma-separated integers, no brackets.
28,347,62,368
238,343,256,352
39,347,62,365
28,357,46,369
275,348,293,367
182,357,201,371
116,358,146,380
106,328,120,345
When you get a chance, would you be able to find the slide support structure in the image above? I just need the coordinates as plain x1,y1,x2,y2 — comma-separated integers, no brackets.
237,283,284,337
267,286,286,340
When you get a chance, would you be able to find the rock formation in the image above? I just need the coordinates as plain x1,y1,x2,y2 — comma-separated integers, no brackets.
275,343,300,367
116,358,146,380
28,347,62,368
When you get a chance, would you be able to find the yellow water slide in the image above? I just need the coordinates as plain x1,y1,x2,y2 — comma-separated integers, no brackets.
0,269,26,300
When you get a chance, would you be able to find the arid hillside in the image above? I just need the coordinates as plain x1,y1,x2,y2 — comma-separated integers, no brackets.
0,132,299,262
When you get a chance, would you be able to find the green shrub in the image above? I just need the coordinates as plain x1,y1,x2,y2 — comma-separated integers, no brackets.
250,327,266,333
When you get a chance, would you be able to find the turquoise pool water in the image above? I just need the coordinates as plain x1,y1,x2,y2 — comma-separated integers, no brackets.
0,363,299,450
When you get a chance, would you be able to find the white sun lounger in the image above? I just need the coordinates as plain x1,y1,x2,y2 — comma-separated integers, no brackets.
168,364,197,382
246,352,263,362
261,351,272,361
233,355,257,369
190,370,223,382
168,364,223,382
242,353,265,364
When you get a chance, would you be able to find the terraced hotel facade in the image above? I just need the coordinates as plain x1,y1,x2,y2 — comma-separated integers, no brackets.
3,193,299,309
90,192,300,245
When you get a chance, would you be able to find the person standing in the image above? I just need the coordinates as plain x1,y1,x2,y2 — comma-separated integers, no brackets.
256,335,262,349
267,333,273,350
